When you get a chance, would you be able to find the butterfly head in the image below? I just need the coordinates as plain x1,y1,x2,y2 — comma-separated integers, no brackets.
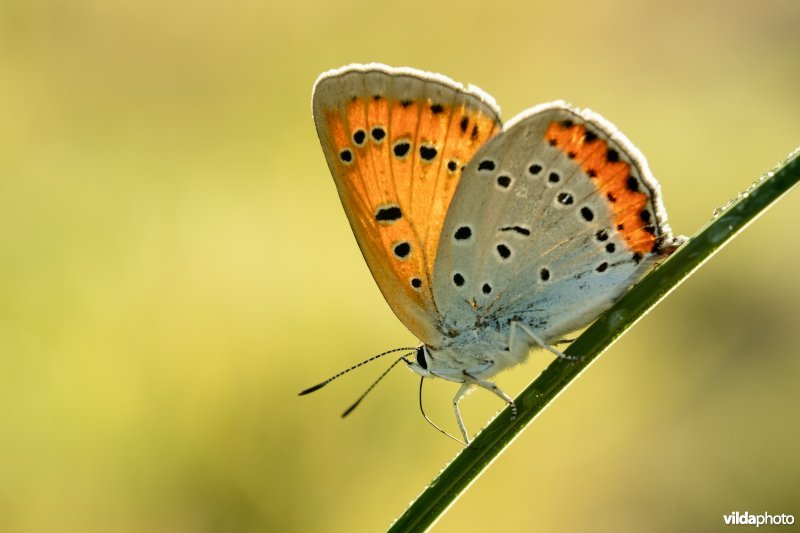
405,335,512,384
405,344,433,378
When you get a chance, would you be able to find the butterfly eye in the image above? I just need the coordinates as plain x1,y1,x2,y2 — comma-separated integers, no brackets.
415,346,428,370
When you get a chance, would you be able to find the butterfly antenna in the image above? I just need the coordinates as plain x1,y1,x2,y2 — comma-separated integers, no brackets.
417,376,468,446
340,352,413,417
298,346,416,396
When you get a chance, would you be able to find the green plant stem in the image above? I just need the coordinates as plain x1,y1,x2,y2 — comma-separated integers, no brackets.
388,147,800,532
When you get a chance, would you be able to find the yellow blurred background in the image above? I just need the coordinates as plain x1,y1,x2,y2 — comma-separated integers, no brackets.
1,0,799,531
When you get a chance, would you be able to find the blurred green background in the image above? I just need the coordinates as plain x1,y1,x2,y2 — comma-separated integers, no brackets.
1,0,799,531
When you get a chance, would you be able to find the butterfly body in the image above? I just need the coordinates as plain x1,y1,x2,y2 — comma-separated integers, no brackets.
311,64,681,442
416,327,528,381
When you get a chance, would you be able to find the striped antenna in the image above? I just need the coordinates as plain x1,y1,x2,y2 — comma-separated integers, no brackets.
340,353,413,417
298,346,416,397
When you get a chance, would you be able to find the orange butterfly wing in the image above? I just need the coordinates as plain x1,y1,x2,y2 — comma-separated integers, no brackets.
312,65,501,344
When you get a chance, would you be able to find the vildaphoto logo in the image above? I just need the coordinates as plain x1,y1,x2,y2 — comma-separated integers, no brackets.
723,511,795,527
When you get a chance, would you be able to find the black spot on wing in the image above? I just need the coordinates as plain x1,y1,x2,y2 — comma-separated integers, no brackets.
478,159,495,171
454,226,472,241
393,140,411,159
375,205,402,222
419,145,438,161
370,127,386,142
500,226,531,236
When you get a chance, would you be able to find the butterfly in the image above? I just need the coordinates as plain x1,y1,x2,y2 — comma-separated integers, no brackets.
303,64,681,444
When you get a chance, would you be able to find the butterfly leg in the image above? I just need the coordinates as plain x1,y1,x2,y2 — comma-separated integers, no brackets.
510,321,582,361
452,382,474,444
455,372,517,444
